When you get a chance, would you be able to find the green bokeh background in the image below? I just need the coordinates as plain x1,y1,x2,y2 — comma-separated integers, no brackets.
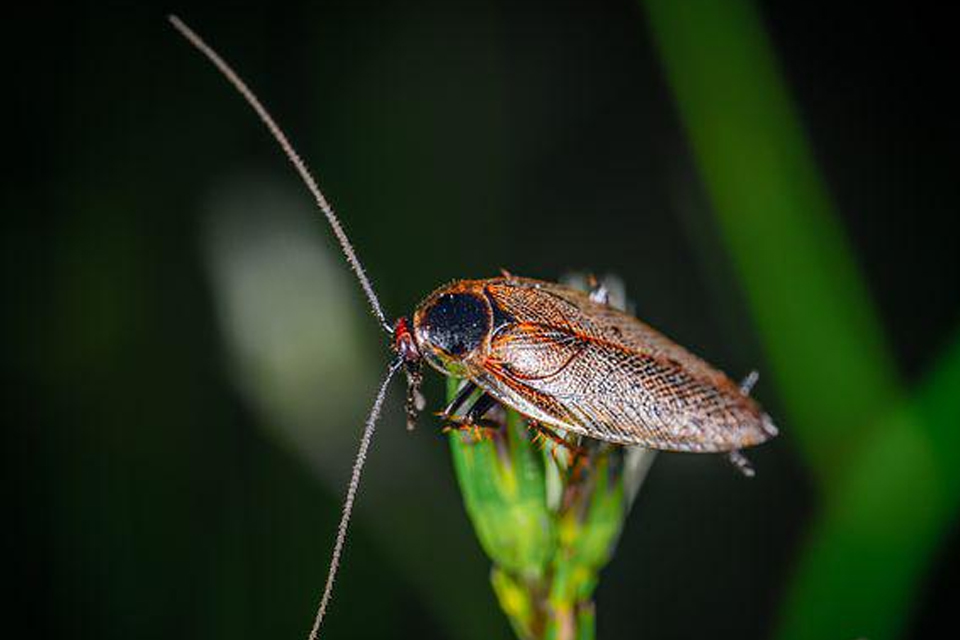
7,1,957,639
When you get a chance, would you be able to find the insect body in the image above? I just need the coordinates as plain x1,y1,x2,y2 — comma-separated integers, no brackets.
169,17,778,640
396,276,777,453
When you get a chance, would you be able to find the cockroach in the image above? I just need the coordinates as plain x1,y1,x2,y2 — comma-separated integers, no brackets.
170,16,778,640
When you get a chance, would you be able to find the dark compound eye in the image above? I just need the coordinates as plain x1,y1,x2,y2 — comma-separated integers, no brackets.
422,293,490,356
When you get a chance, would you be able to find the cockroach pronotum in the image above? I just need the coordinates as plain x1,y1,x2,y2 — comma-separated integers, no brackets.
170,16,778,639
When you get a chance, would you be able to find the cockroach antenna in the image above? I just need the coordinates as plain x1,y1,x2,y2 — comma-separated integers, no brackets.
168,15,401,639
309,358,402,639
168,15,392,335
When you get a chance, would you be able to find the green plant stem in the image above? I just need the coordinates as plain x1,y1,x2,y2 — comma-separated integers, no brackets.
777,332,960,640
447,376,623,640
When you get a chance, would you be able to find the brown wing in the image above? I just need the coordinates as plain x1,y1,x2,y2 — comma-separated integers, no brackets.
470,278,776,452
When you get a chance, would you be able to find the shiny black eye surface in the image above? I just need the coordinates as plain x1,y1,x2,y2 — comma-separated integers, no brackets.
422,293,490,356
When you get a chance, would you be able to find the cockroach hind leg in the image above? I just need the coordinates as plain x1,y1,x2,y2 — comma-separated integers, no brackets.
761,413,779,438
728,450,756,477
740,370,759,396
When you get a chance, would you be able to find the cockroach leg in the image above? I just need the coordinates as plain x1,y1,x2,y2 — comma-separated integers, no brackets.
438,383,497,425
533,422,575,449
533,423,587,467
441,417,499,443
440,389,501,442
739,370,759,396
567,447,592,483
728,450,756,477
440,380,480,420
587,274,609,305
529,428,548,450
499,267,517,280
465,392,497,423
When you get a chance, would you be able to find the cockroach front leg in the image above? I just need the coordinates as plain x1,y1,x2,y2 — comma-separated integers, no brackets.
465,392,498,424
440,385,500,441
440,380,480,420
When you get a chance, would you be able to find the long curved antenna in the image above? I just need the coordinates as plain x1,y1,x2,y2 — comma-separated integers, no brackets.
169,15,392,333
310,359,402,639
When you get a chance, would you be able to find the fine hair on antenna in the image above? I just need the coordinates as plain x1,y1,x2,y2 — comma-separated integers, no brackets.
169,15,401,639
168,14,392,335
311,358,402,638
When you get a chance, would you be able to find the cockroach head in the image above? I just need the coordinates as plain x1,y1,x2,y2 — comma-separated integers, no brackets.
391,317,425,431
392,317,421,365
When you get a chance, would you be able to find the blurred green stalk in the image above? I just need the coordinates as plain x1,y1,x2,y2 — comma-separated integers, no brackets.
643,0,899,481
643,1,960,638
446,376,651,640
780,332,960,640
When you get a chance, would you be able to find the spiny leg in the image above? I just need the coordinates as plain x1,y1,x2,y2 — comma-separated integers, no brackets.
440,388,500,441
734,372,763,476
728,450,756,477
465,392,497,423
587,273,610,305
440,380,479,420
739,370,759,396
532,422,587,469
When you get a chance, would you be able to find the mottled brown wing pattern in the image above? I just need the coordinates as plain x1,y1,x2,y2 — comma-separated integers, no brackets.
476,278,776,452
489,278,732,386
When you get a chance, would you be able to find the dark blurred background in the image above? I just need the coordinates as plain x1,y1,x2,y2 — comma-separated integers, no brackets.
6,1,958,639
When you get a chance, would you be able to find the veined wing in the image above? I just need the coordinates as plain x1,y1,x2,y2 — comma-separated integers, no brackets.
474,278,776,451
